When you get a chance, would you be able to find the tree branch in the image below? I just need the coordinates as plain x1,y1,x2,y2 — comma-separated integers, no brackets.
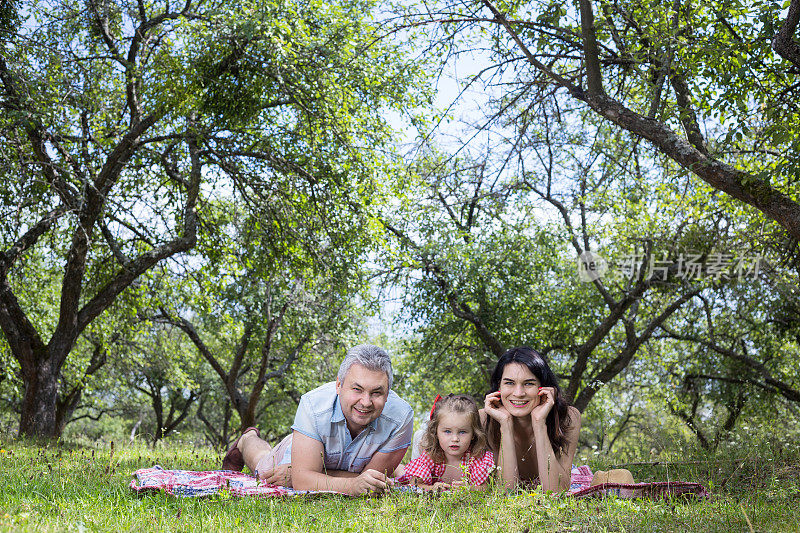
380,219,506,356
523,179,615,308
0,278,47,360
773,0,800,69
196,398,225,447
670,72,708,155
0,206,70,277
162,390,197,437
54,340,109,431
668,398,710,449
661,326,800,403
125,0,195,124
75,121,200,337
577,0,605,95
154,308,232,392
229,322,255,391
98,219,132,269
484,0,800,240
86,0,125,65
0,55,81,208
572,287,700,410
480,0,585,96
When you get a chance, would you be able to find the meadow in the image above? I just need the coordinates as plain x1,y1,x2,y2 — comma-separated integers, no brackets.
1,437,798,532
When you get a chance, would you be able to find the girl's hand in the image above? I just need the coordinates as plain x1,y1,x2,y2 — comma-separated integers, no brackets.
423,481,451,492
531,387,555,426
484,391,511,425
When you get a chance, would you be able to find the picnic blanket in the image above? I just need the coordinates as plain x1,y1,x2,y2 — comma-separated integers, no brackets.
131,465,709,500
131,466,298,497
567,465,711,500
130,466,422,498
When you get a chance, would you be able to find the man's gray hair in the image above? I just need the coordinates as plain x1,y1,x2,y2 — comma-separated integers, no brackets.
337,344,394,389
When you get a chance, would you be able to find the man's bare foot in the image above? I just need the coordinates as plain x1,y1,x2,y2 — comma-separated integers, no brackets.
221,427,260,471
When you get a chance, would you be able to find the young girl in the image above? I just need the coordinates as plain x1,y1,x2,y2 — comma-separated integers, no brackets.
397,394,495,490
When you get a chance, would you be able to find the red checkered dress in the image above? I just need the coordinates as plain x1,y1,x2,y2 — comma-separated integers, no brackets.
397,450,495,486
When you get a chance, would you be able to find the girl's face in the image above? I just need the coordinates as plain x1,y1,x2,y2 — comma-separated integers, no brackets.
499,362,542,417
436,411,474,460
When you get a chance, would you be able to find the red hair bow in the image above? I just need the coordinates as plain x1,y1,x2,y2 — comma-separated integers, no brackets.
429,394,442,420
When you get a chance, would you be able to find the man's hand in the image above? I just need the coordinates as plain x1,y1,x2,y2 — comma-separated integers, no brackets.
345,469,395,496
258,463,292,487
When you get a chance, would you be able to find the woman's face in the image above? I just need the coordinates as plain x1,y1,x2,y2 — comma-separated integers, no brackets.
499,362,542,417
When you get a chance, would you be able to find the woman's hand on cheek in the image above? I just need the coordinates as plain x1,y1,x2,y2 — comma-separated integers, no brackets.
530,387,555,426
484,391,511,425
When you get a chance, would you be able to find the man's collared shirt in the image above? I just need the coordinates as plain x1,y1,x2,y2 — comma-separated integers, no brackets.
280,381,413,472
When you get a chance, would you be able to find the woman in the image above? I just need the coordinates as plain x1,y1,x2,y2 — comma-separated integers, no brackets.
481,346,581,492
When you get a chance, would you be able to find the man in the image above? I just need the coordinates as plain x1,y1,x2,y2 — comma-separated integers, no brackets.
222,344,413,496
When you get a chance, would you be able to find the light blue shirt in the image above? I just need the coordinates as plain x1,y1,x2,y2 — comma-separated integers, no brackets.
280,382,413,472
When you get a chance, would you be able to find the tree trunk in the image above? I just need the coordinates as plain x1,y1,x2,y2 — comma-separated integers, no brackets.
237,402,255,431
18,357,60,438
153,393,164,443
54,390,81,438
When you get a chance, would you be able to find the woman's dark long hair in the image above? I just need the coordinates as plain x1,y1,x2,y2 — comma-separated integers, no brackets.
485,346,573,456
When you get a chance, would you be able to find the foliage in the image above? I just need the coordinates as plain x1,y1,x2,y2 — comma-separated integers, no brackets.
1,0,798,460
383,130,709,422
0,0,424,437
379,0,800,452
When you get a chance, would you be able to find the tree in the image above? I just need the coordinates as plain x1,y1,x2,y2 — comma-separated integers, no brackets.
150,194,372,437
657,280,800,447
112,326,204,444
378,0,800,450
380,141,704,414
395,0,800,239
0,0,422,437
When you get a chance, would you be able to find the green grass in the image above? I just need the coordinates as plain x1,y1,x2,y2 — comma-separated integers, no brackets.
0,437,798,532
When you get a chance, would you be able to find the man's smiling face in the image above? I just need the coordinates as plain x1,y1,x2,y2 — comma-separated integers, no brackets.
336,363,389,435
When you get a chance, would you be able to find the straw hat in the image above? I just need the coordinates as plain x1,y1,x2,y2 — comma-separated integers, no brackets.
590,468,635,486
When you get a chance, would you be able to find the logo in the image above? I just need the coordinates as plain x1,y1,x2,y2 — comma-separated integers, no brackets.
578,251,607,282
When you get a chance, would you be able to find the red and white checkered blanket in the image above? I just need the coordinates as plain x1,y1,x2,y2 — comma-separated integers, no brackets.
566,465,710,500
131,465,709,500
130,466,320,498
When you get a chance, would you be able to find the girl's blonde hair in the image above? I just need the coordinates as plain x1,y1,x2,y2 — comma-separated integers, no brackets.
421,394,488,464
